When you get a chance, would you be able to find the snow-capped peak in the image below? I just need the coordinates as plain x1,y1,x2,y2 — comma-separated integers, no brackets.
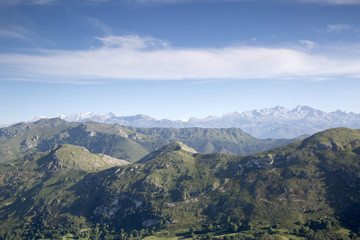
25,106,360,139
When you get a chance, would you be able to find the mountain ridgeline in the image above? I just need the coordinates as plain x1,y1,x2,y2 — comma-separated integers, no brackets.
0,128,360,239
0,118,299,163
57,105,360,138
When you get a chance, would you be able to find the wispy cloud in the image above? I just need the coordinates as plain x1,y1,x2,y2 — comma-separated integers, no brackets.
297,0,360,4
298,39,316,49
95,35,169,49
85,17,113,35
134,0,360,4
133,0,360,5
131,0,190,4
0,35,360,84
3,0,360,6
0,0,183,6
326,24,352,33
0,29,28,40
0,0,55,5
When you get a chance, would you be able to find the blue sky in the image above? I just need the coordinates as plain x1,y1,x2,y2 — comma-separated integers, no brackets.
1,0,360,123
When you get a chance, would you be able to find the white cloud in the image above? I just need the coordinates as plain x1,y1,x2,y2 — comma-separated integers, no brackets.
1,35,360,83
95,35,169,49
299,39,316,49
326,24,352,33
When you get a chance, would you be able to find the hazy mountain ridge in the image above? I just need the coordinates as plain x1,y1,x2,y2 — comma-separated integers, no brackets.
0,118,298,163
1,128,360,239
47,105,360,138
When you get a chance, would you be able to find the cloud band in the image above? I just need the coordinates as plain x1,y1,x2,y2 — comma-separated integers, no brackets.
1,35,360,83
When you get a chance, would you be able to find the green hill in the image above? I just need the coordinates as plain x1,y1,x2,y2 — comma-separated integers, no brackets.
0,128,360,239
0,118,298,163
0,144,128,239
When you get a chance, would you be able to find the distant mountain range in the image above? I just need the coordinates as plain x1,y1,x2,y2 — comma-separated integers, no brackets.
31,106,360,139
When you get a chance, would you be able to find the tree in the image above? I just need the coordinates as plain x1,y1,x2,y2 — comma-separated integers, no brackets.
208,224,214,232
231,223,239,233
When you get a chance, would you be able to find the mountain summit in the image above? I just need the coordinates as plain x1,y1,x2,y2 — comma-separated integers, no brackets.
137,141,197,163
5,144,129,174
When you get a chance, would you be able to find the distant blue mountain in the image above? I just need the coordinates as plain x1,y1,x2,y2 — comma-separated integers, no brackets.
31,106,360,139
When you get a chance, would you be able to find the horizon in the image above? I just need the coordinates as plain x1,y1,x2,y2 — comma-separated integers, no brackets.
2,104,359,125
1,0,360,123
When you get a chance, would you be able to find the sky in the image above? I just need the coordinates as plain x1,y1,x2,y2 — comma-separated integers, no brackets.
0,0,360,123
